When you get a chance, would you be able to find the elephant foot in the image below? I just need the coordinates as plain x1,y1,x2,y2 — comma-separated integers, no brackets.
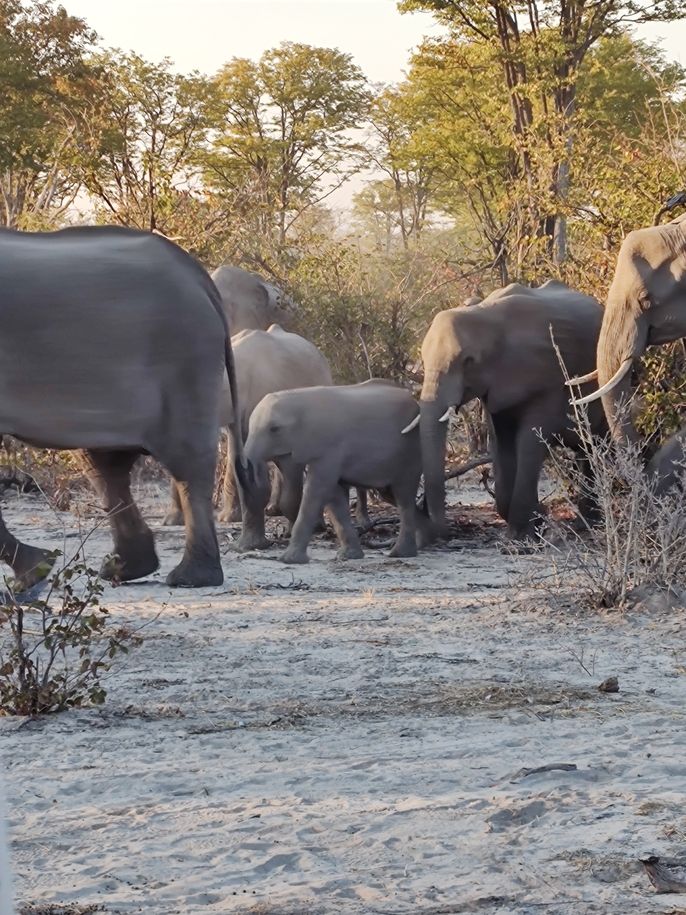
101,531,160,582
166,553,223,588
415,525,436,550
237,533,271,552
389,540,417,558
10,545,57,594
218,505,242,524
162,508,183,527
430,519,451,541
503,524,543,553
336,544,364,561
265,502,282,517
281,547,309,565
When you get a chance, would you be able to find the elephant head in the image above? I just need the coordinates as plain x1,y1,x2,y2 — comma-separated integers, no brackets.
572,216,686,442
416,308,491,533
211,265,296,334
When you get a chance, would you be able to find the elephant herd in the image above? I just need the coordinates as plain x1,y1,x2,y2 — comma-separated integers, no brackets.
0,213,684,593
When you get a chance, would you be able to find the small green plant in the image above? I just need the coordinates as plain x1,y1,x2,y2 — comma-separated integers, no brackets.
0,555,141,716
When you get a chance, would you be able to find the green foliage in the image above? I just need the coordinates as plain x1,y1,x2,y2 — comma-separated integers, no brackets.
636,343,686,444
0,0,99,227
202,42,369,255
80,51,215,236
284,226,467,383
400,0,686,270
361,83,439,249
0,556,141,716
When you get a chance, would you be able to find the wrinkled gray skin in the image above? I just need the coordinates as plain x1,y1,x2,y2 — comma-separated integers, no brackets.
420,280,607,539
647,427,686,495
211,265,294,334
165,324,331,534
585,213,686,442
243,380,434,563
0,226,245,590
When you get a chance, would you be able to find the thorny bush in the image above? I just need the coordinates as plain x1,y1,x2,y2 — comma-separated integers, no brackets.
537,384,686,610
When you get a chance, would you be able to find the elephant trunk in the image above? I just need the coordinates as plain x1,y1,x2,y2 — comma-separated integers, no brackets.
420,368,462,536
596,301,648,443
242,437,272,514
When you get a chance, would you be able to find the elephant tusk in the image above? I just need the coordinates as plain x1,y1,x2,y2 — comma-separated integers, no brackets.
571,358,633,405
439,407,453,423
401,413,420,434
566,368,598,386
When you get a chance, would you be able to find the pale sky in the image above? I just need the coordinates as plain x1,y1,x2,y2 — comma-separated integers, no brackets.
62,0,686,83
62,0,686,214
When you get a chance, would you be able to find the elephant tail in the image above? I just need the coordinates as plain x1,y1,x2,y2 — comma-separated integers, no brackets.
224,334,250,490
202,271,249,491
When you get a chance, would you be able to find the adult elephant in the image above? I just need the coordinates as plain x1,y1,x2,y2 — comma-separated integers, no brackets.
415,281,606,538
571,213,686,441
212,265,294,334
164,324,332,529
0,226,246,590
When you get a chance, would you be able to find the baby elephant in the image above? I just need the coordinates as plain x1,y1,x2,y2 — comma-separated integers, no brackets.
243,380,433,563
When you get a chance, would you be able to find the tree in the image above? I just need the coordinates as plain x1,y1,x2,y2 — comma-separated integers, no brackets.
202,42,369,256
0,0,98,228
395,29,686,286
402,37,527,284
400,0,686,263
80,52,214,236
364,85,438,250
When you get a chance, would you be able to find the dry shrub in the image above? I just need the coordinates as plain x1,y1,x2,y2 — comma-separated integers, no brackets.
0,553,141,716
539,398,686,610
1,440,84,510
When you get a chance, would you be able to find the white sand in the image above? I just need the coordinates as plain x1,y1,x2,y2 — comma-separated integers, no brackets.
1,479,685,914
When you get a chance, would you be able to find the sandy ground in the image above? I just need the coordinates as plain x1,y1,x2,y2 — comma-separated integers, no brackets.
1,477,686,915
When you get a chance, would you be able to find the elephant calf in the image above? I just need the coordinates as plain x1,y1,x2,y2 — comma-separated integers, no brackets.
164,324,369,532
242,380,433,563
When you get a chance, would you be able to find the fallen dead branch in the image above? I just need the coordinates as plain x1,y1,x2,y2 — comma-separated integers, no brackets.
445,455,492,480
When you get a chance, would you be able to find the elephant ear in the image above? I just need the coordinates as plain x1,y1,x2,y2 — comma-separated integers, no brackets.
458,311,490,366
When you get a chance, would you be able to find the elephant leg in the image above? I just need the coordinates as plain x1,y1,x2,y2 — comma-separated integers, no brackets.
326,485,364,560
218,432,242,523
274,457,304,526
163,448,223,587
282,461,338,564
237,458,271,552
573,452,602,526
0,510,55,593
354,487,371,528
265,464,283,516
273,458,326,535
414,500,436,550
507,428,547,540
162,480,184,526
83,449,159,582
387,480,419,558
491,413,517,522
